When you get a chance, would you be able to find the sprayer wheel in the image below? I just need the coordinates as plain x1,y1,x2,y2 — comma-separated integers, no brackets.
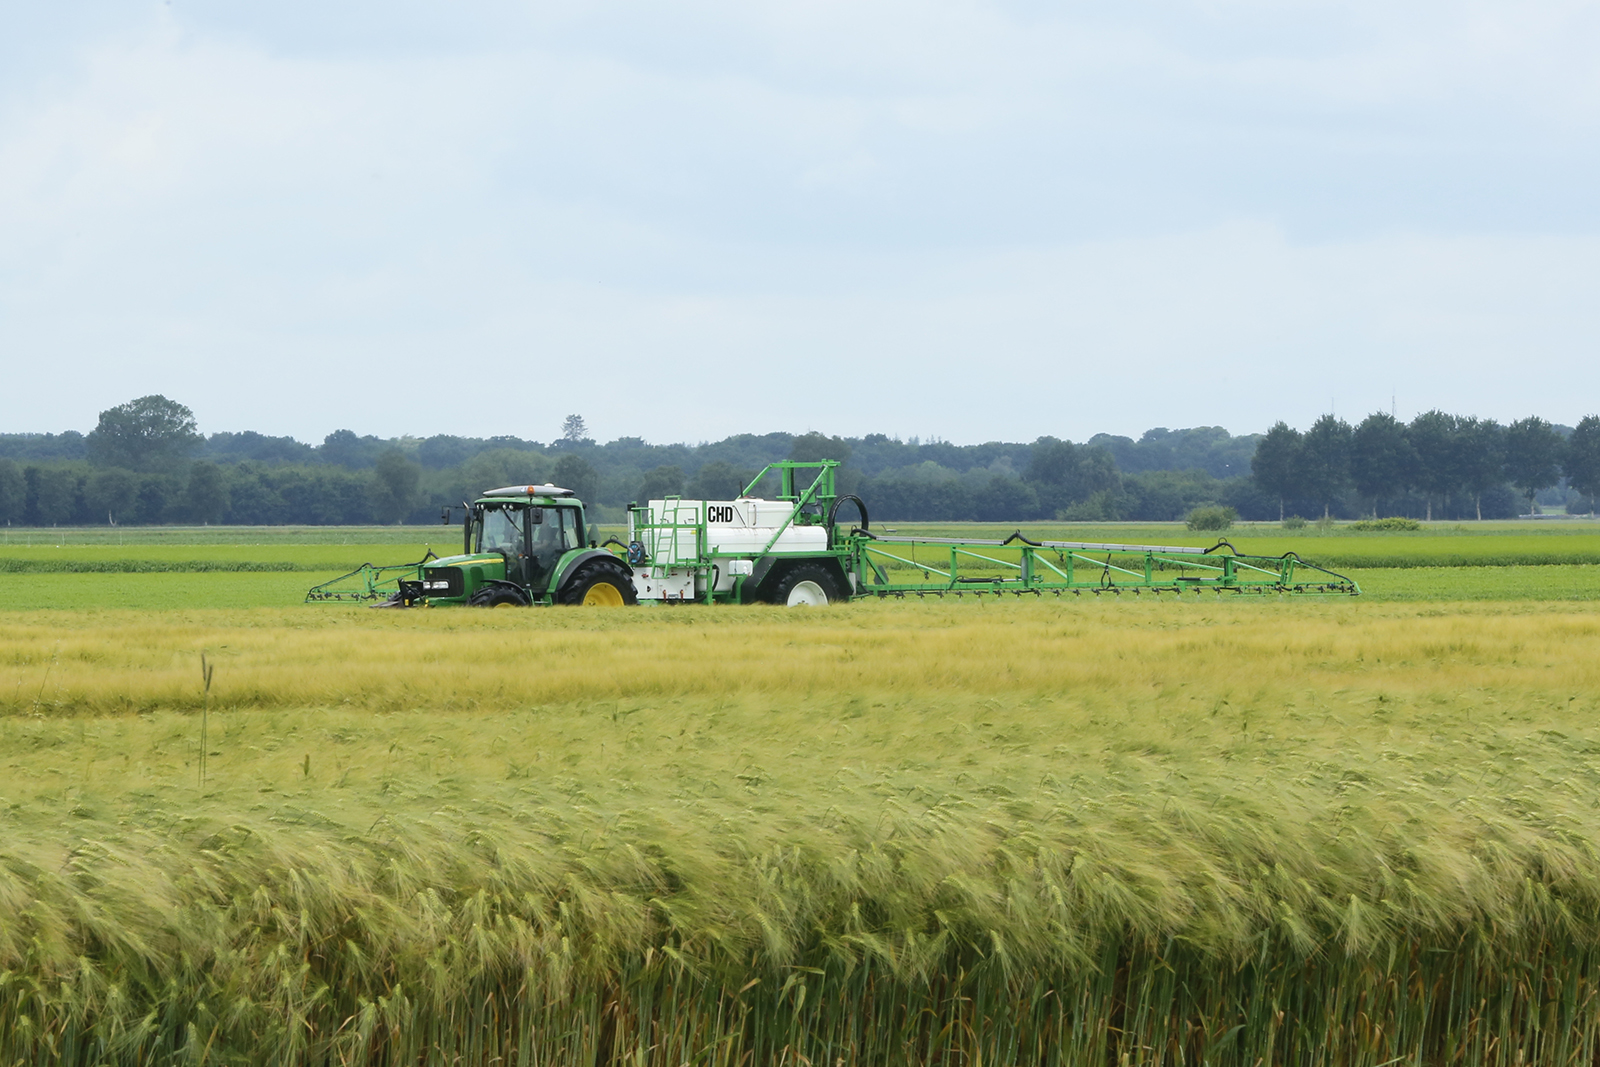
771,563,842,607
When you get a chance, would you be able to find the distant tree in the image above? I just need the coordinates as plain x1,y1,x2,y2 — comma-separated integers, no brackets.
561,415,593,446
417,435,477,469
0,431,87,463
446,450,550,505
0,458,24,524
201,431,315,465
185,461,231,524
86,468,139,524
861,462,964,521
86,395,201,472
25,465,77,524
1349,412,1416,517
789,432,852,465
1026,437,1119,516
320,429,383,469
1454,417,1506,521
1059,488,1122,522
1250,422,1301,521
370,448,421,523
687,461,752,500
637,465,685,501
1503,416,1564,515
1408,410,1461,522
131,474,179,525
1297,415,1353,520
1565,415,1600,515
974,476,1039,521
552,453,600,502
1121,469,1225,522
225,465,287,524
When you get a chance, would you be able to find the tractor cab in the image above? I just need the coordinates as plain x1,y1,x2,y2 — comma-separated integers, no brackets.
469,494,585,591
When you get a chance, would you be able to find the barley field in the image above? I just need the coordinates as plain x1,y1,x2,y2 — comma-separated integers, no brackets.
2,527,1600,1064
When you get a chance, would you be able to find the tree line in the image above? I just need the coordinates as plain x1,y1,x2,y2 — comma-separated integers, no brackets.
1,397,1595,527
1251,412,1600,522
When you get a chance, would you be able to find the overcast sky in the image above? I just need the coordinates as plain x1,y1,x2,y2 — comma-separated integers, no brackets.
2,1,1597,447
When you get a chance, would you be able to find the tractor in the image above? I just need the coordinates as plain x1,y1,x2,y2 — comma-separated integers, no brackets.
388,484,636,607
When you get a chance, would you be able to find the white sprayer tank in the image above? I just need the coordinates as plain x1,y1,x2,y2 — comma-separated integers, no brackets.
629,498,828,600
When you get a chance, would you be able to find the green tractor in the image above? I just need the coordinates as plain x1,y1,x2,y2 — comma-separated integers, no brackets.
388,484,635,608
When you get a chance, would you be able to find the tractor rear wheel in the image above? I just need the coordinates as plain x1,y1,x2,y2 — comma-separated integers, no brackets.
560,559,638,607
771,563,842,606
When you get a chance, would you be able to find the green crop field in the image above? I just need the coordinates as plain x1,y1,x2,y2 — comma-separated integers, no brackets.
2,524,1600,1064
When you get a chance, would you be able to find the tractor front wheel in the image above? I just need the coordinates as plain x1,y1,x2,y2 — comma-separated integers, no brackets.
469,584,529,608
560,560,639,607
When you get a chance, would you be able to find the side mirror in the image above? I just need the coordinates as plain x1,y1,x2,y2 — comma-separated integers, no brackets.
440,507,451,525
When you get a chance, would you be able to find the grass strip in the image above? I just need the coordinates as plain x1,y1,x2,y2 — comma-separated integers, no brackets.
0,558,307,573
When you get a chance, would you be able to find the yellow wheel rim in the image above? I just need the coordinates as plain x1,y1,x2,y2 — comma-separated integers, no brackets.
581,582,626,607
493,600,517,608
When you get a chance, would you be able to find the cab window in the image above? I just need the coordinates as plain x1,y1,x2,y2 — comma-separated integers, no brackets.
533,506,583,552
475,507,525,555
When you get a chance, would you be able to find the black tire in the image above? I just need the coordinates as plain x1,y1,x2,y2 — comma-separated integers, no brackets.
769,562,843,606
469,584,529,608
559,559,639,607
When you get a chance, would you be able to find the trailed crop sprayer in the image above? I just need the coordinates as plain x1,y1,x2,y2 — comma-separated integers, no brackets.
305,460,1360,606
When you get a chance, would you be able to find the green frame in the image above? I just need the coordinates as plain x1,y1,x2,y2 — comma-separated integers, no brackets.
844,534,1359,598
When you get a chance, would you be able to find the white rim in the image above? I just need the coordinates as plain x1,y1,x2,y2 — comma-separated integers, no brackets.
785,580,828,607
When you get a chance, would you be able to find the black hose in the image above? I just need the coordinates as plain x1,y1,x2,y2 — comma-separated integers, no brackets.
827,495,869,536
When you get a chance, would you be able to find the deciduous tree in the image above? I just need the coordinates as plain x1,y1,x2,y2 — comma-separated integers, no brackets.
185,461,231,524
1565,415,1600,515
637,465,685,501
1350,412,1416,517
1503,416,1564,515
320,430,381,469
0,459,24,524
1408,411,1461,522
789,432,852,465
370,448,421,523
1297,415,1353,520
687,461,751,500
86,396,201,472
87,469,138,524
1455,417,1506,521
1250,422,1301,521
552,453,599,503
1027,437,1119,516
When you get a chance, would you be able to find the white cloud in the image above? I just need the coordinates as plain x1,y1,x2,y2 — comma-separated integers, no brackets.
0,1,1597,444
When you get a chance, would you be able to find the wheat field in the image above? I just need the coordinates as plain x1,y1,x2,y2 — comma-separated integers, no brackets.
2,598,1600,1063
